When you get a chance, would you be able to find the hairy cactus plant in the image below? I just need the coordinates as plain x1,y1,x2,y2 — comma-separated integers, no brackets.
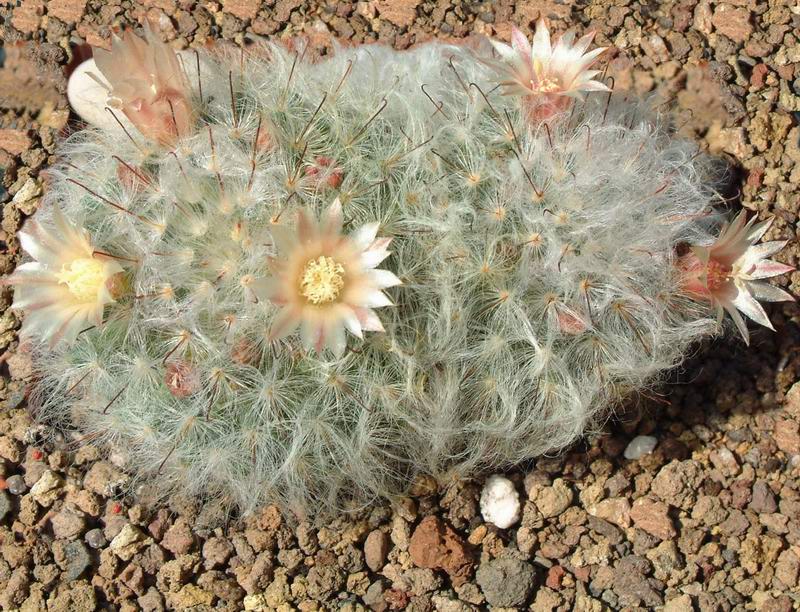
8,21,794,515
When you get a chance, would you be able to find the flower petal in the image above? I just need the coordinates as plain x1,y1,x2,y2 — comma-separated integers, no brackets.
341,308,364,339
489,39,518,64
511,26,532,56
351,222,380,251
323,197,343,236
355,307,385,332
269,224,298,255
722,302,750,345
531,19,552,66
300,318,319,352
368,269,402,288
359,290,393,308
297,207,318,244
749,259,794,280
572,31,597,56
572,79,611,93
746,281,794,303
361,238,392,269
268,307,301,342
324,319,347,357
251,277,286,303
745,217,774,244
731,287,774,330
743,239,790,264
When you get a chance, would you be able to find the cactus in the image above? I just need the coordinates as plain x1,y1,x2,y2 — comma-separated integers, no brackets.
8,23,793,515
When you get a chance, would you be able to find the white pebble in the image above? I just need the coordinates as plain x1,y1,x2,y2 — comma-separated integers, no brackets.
480,475,521,529
624,435,658,460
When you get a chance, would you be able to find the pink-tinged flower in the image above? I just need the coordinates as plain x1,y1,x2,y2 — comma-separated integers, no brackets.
488,20,610,120
5,208,124,347
678,211,795,345
92,23,193,146
253,199,401,357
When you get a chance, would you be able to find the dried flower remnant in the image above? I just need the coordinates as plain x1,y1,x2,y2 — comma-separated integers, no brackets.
487,19,610,120
678,211,795,344
5,209,124,347
254,198,401,357
165,361,201,398
305,156,344,190
92,23,193,146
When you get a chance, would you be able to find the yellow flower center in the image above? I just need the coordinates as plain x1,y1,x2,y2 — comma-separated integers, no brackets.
300,256,345,304
532,76,561,93
705,259,731,292
56,257,106,302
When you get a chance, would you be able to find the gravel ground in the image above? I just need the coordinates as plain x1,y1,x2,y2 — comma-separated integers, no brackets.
1,1,800,610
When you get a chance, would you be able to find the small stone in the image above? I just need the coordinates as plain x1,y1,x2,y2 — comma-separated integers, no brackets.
83,461,129,498
624,436,658,460
147,508,170,541
664,593,693,612
239,552,275,594
364,529,390,572
48,581,97,612
786,382,800,419
243,593,269,611
376,0,420,28
138,587,165,612
750,480,778,514
630,498,676,540
222,0,259,21
85,528,107,549
50,505,87,540
64,541,92,581
306,562,345,601
774,549,800,589
711,4,753,44
479,475,521,528
774,419,800,455
168,585,214,609
29,470,64,507
157,557,195,592
110,524,150,561
202,536,234,569
6,475,27,495
0,437,22,463
162,517,196,555
692,495,727,527
587,515,623,545
47,0,87,23
363,580,387,611
476,557,537,607
534,478,574,518
588,497,631,529
408,516,473,586
0,491,11,522
118,562,145,596
0,129,32,155
546,565,566,589
11,178,41,215
613,557,662,607
651,461,701,510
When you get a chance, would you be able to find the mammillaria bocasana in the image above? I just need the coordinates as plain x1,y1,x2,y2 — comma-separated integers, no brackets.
8,22,794,515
